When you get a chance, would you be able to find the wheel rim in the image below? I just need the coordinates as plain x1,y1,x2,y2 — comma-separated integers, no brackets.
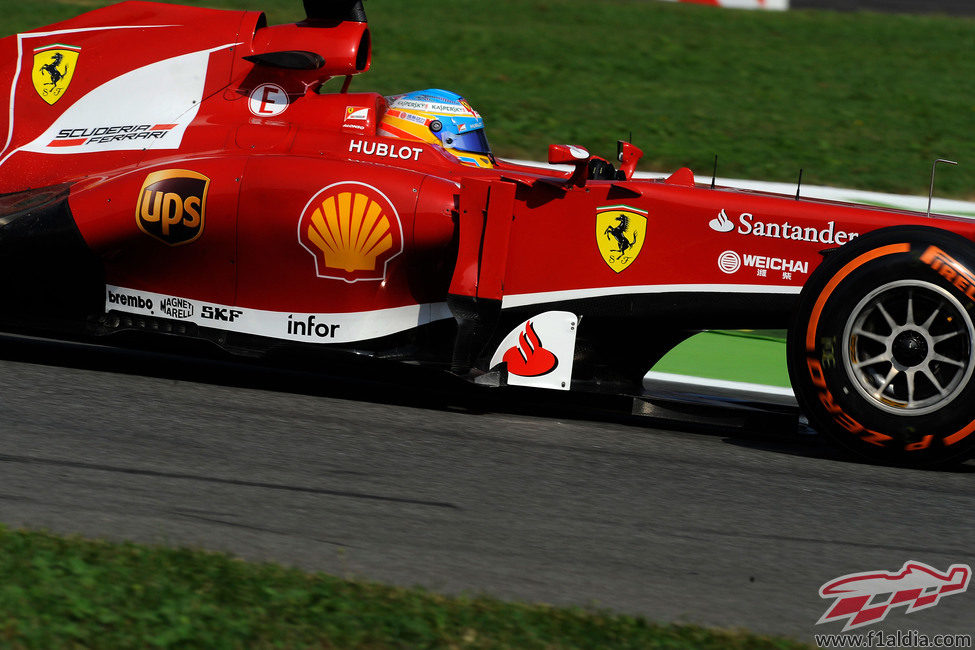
842,279,975,416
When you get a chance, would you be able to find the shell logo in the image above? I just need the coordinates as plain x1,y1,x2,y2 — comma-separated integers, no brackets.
298,182,404,282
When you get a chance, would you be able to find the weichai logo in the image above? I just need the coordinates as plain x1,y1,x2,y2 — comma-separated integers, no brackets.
136,170,209,246
298,182,404,282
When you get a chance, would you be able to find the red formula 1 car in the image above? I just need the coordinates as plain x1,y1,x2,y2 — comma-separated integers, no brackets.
4,0,975,465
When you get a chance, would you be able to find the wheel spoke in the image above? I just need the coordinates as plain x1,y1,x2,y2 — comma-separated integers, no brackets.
932,330,961,344
923,365,948,395
872,366,900,399
853,328,889,344
931,353,965,368
921,306,942,330
853,352,891,369
906,292,915,326
875,303,899,331
905,368,917,405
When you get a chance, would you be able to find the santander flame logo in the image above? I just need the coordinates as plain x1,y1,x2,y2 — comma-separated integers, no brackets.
708,208,735,233
489,312,577,390
817,561,971,631
502,320,558,377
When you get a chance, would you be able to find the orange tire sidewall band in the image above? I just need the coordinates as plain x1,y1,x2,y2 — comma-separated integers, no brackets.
804,243,910,351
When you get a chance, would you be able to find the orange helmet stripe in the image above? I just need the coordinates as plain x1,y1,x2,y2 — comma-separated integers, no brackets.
378,121,419,141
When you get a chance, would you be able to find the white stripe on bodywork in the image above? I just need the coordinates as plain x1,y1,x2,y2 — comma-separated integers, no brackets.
2,35,235,166
105,285,454,344
2,25,176,165
20,43,236,156
501,283,801,308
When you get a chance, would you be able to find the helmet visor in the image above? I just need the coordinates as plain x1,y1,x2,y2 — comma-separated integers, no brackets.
442,128,491,155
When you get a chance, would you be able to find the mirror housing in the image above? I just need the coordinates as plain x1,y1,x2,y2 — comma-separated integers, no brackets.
548,144,591,187
617,140,643,180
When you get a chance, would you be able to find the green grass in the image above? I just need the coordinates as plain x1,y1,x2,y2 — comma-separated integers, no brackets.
0,526,812,649
652,331,791,387
4,0,975,197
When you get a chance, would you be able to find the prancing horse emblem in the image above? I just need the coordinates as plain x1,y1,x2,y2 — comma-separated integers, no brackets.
605,213,637,257
41,53,66,86
595,205,647,273
32,45,80,105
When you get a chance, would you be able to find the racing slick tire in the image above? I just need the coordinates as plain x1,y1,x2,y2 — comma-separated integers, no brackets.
787,225,975,466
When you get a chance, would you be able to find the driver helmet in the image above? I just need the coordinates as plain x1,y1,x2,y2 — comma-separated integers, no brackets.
378,89,493,168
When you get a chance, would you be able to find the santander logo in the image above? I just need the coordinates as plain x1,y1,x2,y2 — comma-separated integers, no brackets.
502,320,557,377
709,208,859,244
709,209,735,232
489,311,577,390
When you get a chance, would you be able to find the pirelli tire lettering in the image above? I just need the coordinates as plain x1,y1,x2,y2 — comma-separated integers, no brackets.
786,226,975,466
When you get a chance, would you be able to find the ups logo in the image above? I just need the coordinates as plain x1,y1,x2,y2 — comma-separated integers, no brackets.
136,169,209,246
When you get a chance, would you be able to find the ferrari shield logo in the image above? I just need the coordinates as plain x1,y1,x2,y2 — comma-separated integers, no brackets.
32,44,80,105
596,205,647,273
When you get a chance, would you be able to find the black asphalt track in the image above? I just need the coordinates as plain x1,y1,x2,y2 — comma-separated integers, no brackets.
0,334,972,643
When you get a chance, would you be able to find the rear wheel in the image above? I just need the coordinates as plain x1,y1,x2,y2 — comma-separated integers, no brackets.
787,226,975,466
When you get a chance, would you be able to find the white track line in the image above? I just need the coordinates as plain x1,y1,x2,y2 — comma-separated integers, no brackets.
644,371,797,406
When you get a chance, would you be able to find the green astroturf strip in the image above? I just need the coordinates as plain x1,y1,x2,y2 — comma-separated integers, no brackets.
652,331,791,387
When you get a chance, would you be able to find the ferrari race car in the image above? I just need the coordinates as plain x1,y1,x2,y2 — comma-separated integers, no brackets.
4,0,975,466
